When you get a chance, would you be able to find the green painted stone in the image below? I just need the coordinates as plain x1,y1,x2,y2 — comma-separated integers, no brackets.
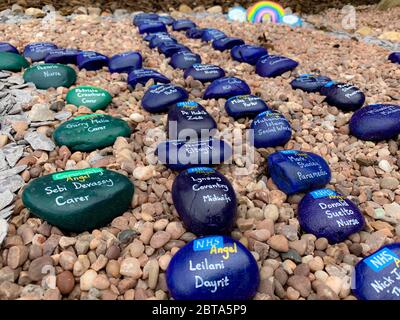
0,52,30,72
23,63,77,89
22,168,134,232
53,114,131,151
66,85,112,111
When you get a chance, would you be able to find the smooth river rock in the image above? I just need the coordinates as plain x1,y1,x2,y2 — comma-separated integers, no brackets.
66,85,112,111
23,63,76,89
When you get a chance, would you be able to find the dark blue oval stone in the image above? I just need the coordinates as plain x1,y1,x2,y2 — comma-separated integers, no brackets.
166,235,259,300
186,28,205,39
149,34,177,49
138,21,167,34
267,150,331,195
230,45,268,65
250,110,292,148
108,51,142,74
172,19,196,31
170,51,201,70
298,188,365,244
158,15,175,25
349,104,400,141
0,42,18,54
184,64,225,83
23,42,58,62
44,48,80,65
320,82,365,111
389,52,400,64
255,55,298,77
127,68,170,88
144,32,166,42
158,43,191,58
167,101,217,139
201,29,226,42
141,84,188,113
156,138,232,171
133,13,159,26
225,95,270,119
77,51,109,71
204,77,251,100
353,243,400,300
290,74,332,93
212,37,245,52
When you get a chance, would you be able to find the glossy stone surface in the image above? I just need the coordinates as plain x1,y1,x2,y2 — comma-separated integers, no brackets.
23,63,76,89
201,29,226,42
44,48,80,65
183,64,225,83
108,51,142,73
77,51,109,71
158,15,175,25
186,28,205,39
66,86,112,111
389,52,400,64
0,52,29,72
204,77,251,100
158,43,191,58
290,74,332,93
230,44,268,65
133,13,159,26
149,34,177,49
0,42,18,54
320,82,365,111
141,84,188,113
172,19,196,31
170,51,201,70
225,95,270,119
212,37,245,52
255,55,298,77
127,68,170,88
23,42,58,62
138,21,167,34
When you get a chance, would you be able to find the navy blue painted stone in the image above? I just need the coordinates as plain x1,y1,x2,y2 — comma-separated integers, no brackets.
138,21,167,34
201,29,226,42
149,35,177,49
349,104,400,141
212,37,245,52
77,51,109,71
44,48,80,65
141,84,188,113
184,64,225,83
256,55,298,77
166,235,259,300
0,42,18,54
298,188,365,243
170,51,201,70
158,15,175,25
267,150,331,195
290,74,332,93
156,138,232,171
172,19,196,31
108,51,142,74
23,42,58,62
204,77,251,100
320,82,365,111
167,101,217,139
133,13,159,26
144,32,166,42
158,43,191,58
225,95,270,119
389,52,400,64
353,243,400,300
186,28,205,39
250,110,292,148
230,45,268,65
127,68,170,88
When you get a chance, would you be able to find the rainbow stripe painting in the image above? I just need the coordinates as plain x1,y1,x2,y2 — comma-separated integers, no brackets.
247,1,285,23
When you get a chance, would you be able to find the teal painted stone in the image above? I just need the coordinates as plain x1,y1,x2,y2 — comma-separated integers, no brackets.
53,114,131,151
0,52,29,72
23,63,76,89
66,86,112,111
22,168,134,232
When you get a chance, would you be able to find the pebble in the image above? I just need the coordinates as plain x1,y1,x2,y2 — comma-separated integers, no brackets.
56,271,75,295
120,257,142,279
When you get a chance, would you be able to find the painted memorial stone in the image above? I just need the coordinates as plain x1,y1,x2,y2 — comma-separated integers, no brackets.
149,34,177,49
66,86,112,111
108,51,142,73
290,74,332,93
127,68,170,88
144,32,168,42
170,51,201,70
158,43,191,58
388,52,400,64
133,13,159,26
250,110,292,148
186,28,205,39
230,44,268,65
158,15,175,25
0,42,18,54
156,138,232,171
172,19,196,31
172,167,237,235
353,243,400,300
183,64,225,83
23,42,58,62
204,77,251,100
53,114,131,152
267,150,331,195
255,55,298,77
298,188,365,243
23,63,76,89
77,51,109,71
320,82,365,112
0,52,29,72
166,235,259,300
141,84,188,113
44,48,80,65
138,21,167,34
349,104,400,141
167,101,217,139
201,29,226,42
225,95,270,119
212,37,245,52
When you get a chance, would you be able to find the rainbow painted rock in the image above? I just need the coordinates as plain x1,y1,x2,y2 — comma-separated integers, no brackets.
389,52,400,64
66,86,112,111
255,55,298,77
247,1,285,23
170,51,201,70
0,52,29,72
127,68,170,87
44,48,81,65
290,74,332,93
108,51,142,74
23,64,76,89
201,29,226,42
166,235,259,300
204,77,251,100
0,42,18,54
320,82,365,111
23,42,58,62
212,37,245,52
231,45,268,65
141,84,188,113
172,19,196,31
184,64,225,83
77,51,109,71
225,95,270,119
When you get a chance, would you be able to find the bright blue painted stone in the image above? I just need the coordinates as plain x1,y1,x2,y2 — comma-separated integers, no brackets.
267,150,331,195
141,84,188,113
158,15,175,25
389,52,400,64
156,138,232,171
158,43,191,58
320,82,365,111
225,95,270,119
298,188,365,243
23,42,58,62
166,235,259,300
170,51,201,70
230,44,268,65
138,21,167,34
172,167,237,235
349,104,400,141
172,19,196,31
186,28,205,39
44,48,80,65
167,101,217,139
149,34,177,49
204,77,251,100
290,74,332,93
183,64,225,83
0,42,18,54
250,110,292,148
77,51,109,71
353,243,400,300
108,51,142,74
201,29,226,42
212,37,245,52
133,13,159,26
255,55,298,77
127,68,170,88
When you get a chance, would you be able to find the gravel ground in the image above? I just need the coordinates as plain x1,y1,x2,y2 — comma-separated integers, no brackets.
0,7,399,300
